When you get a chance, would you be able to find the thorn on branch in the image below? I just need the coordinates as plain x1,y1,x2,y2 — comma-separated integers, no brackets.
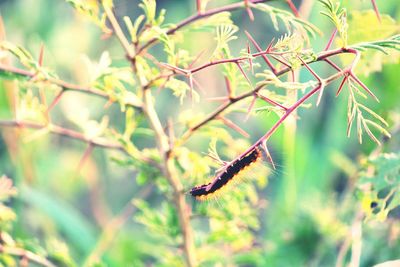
224,76,233,99
324,28,338,51
192,77,206,95
349,72,379,102
159,62,188,75
297,56,326,106
245,31,277,74
265,38,275,53
236,62,252,86
244,0,255,21
46,90,64,115
77,143,94,173
188,74,195,105
188,49,206,68
38,43,44,67
371,0,382,22
324,58,342,72
286,0,300,17
261,140,276,170
247,42,253,74
196,0,203,15
335,74,348,97
104,98,114,109
270,55,291,70
256,92,288,111
245,95,257,121
297,56,322,82
218,115,250,138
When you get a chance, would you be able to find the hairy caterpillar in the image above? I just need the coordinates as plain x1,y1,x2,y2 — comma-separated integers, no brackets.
190,147,262,201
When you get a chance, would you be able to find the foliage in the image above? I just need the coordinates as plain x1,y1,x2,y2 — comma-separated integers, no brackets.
0,0,399,266
357,152,400,221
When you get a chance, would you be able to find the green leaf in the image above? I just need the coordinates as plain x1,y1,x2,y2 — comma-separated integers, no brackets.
136,172,148,186
357,153,400,221
165,78,198,104
344,11,400,75
65,0,111,34
124,15,145,43
0,41,36,69
319,0,348,46
139,0,157,25
252,3,320,39
188,12,233,32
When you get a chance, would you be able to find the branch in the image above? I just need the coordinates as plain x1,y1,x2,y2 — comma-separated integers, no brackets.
0,244,56,267
0,120,122,150
180,47,358,142
102,3,197,264
0,63,142,108
207,67,347,180
162,47,292,76
137,0,271,54
180,84,264,142
0,120,160,169
142,80,197,267
102,2,135,59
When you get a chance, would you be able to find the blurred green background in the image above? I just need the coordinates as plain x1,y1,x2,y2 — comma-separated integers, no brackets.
0,0,399,266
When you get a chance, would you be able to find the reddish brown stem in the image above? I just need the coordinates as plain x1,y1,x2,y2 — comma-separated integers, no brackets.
0,63,142,108
286,0,300,17
181,47,360,142
257,92,288,111
229,69,346,167
0,244,55,267
137,0,271,54
325,28,338,51
371,0,381,22
245,31,277,74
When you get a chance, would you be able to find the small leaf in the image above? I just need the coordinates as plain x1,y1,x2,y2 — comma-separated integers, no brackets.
136,172,148,185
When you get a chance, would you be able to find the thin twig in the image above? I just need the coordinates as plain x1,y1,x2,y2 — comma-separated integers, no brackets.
0,244,56,267
137,0,271,54
0,63,142,108
102,2,135,59
205,69,347,191
142,84,197,267
0,120,160,169
0,120,122,149
180,47,359,142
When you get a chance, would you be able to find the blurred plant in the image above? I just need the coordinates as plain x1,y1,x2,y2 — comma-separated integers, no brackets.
0,0,399,266
357,152,400,222
0,175,76,267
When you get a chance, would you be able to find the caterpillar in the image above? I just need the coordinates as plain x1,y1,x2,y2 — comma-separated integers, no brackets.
190,147,261,201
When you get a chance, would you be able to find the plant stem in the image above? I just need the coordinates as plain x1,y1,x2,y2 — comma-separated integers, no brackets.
102,2,135,59
0,244,56,267
0,63,142,108
0,120,121,149
142,86,196,267
0,120,158,168
137,0,271,54
102,2,198,263
180,47,357,142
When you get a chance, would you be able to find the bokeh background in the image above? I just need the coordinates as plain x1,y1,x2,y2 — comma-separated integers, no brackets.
0,0,399,266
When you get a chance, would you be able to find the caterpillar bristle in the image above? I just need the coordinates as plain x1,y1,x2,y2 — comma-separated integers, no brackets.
190,147,262,200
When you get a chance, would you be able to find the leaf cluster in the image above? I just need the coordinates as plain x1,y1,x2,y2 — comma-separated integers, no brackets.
357,153,400,221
